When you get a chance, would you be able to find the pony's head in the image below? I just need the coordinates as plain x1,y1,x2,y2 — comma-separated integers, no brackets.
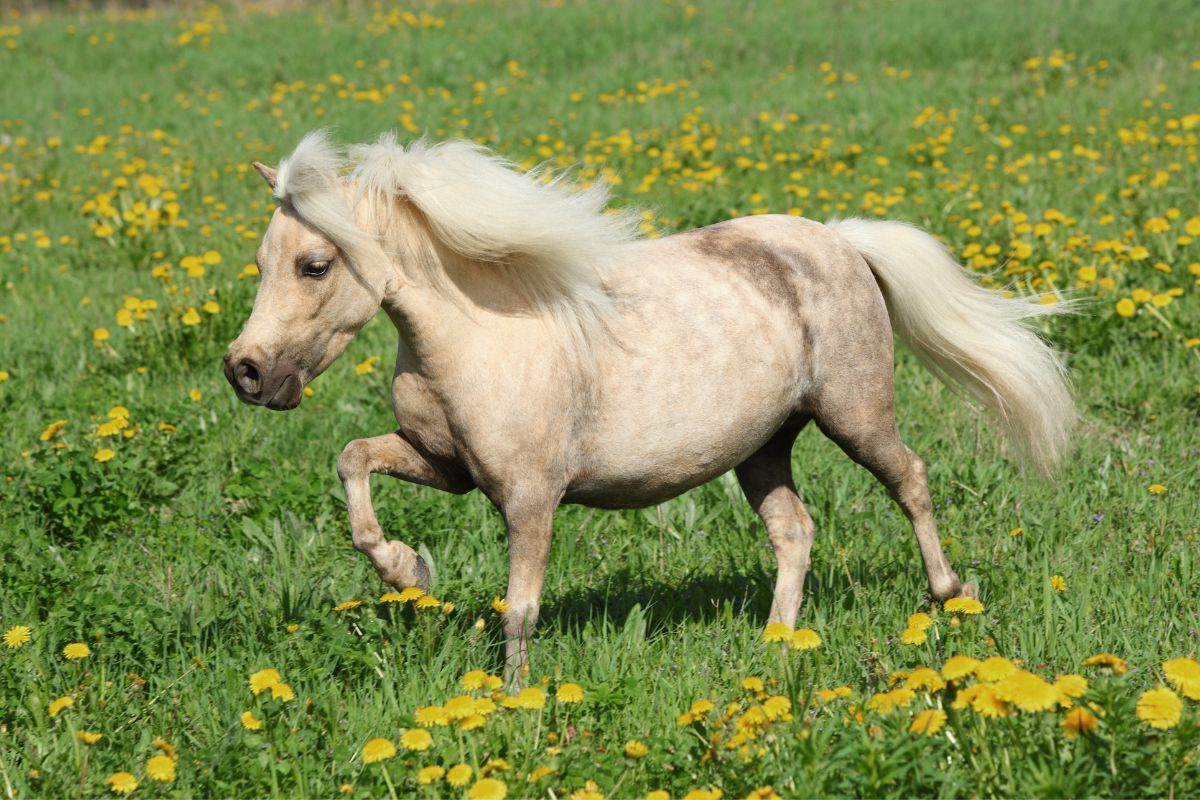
224,135,388,410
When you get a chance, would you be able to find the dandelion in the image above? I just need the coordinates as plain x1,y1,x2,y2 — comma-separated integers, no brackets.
417,766,445,784
270,682,295,702
511,687,546,709
415,595,441,610
48,696,73,717
3,625,31,649
333,599,363,612
941,655,980,681
646,792,670,800
361,737,396,764
240,710,263,730
146,754,176,783
1061,707,1098,738
447,764,473,787
94,449,116,463
398,586,425,602
63,642,91,660
790,628,821,650
355,356,379,375
528,766,555,782
975,656,1018,683
909,709,947,736
943,597,983,615
1136,687,1182,729
1162,657,1200,700
463,669,490,690
181,307,201,326
249,667,282,695
400,728,432,751
1082,653,1128,674
1050,575,1066,592
339,785,353,796
93,327,110,344
992,670,1059,712
39,419,68,441
468,778,507,800
867,687,914,714
379,592,404,603
762,621,791,643
105,772,138,795
78,731,102,744
557,682,584,703
1148,483,1166,494
1054,674,1088,704
625,739,649,758
189,389,202,401
900,627,927,645
906,612,933,631
952,684,1008,718
491,597,510,613
415,705,450,726
905,668,946,692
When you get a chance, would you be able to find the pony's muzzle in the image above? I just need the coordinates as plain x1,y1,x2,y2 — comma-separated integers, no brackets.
223,351,303,410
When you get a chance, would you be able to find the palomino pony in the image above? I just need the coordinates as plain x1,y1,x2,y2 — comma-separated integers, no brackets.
225,131,1073,683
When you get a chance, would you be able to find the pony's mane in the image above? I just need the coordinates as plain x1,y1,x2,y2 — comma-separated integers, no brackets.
272,130,641,352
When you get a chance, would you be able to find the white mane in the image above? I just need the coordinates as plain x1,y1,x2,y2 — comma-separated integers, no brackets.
272,131,640,351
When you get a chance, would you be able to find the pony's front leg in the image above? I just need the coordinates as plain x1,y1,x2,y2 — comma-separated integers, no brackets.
498,497,557,689
337,432,472,590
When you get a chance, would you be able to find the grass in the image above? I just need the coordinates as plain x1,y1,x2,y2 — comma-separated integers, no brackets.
1,0,1199,797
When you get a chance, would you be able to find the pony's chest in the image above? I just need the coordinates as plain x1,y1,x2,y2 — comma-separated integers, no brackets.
390,371,459,462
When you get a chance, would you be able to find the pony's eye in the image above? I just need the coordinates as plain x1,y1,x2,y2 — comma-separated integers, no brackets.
301,259,331,279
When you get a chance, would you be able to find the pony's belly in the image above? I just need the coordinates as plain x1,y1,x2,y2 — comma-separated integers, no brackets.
562,465,732,509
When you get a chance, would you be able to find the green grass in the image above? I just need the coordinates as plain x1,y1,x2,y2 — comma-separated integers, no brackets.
2,1,1199,797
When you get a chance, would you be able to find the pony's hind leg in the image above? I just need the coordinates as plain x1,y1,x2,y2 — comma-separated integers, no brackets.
815,397,977,603
735,420,816,628
337,432,472,591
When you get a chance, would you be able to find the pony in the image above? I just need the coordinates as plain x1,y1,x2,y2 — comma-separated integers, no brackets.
224,131,1074,684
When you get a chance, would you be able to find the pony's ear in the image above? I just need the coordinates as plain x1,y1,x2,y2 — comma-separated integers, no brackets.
252,161,278,189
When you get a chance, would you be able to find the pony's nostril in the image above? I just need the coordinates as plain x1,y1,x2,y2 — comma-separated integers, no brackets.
236,359,262,395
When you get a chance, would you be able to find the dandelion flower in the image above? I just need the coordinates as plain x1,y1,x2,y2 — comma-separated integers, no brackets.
1136,687,1182,729
993,670,1059,712
417,766,445,784
905,668,946,693
447,764,473,787
48,696,73,717
975,656,1018,683
625,739,649,758
339,784,353,796
646,792,670,800
513,687,545,709
3,625,31,649
146,754,176,783
1061,707,1098,738
941,655,980,681
63,642,91,660
952,684,1008,718
556,683,584,703
790,628,822,650
415,705,450,727
400,728,432,751
398,587,425,602
1050,575,1067,592
468,778,507,800
527,766,555,782
249,668,282,695
459,714,486,731
240,710,263,730
900,627,927,645
333,599,363,612
270,682,295,702
1053,674,1088,704
943,597,983,615
181,307,201,326
909,709,947,736
106,772,138,795
462,669,489,690
491,597,510,614
762,622,791,643
78,731,103,744
907,612,933,631
379,592,404,603
94,449,116,463
867,687,914,714
1148,483,1166,495
415,595,440,610
1082,653,1128,674
361,737,396,764
152,738,177,761
1162,657,1200,700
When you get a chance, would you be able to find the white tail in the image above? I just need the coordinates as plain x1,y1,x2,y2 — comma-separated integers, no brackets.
828,218,1076,472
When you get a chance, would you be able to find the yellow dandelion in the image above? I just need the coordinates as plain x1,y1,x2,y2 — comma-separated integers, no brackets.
1053,674,1088,703
459,713,486,731
249,667,282,695
202,249,222,265
63,642,91,660
1061,707,1098,738
1050,575,1066,592
646,792,670,800
146,754,175,783
105,772,138,795
415,595,440,610
790,628,822,650
909,708,947,736
379,592,404,603
270,682,295,702
528,766,555,782
463,669,490,690
491,597,510,614
762,621,792,643
447,764,473,787
398,586,425,602
188,388,202,402
94,449,116,463
417,765,445,784
152,738,177,761
900,627,927,645
1148,483,1166,495
339,784,353,796
240,710,263,730
943,597,983,615
941,655,980,681
333,599,363,612
93,327,110,344
3,625,31,649
39,419,68,441
48,696,73,717
400,728,432,751
181,307,201,326
993,670,1059,712
514,687,546,709
78,731,103,745
1162,657,1200,700
951,684,1008,718
354,355,379,375
361,737,396,764
867,687,914,715
906,612,933,631
1082,653,1128,674
905,667,946,693
625,739,649,758
202,300,220,314
468,777,507,800
975,656,1018,683
1136,687,1182,729
556,682,584,703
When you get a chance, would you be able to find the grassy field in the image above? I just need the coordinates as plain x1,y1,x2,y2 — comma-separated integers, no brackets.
2,0,1200,797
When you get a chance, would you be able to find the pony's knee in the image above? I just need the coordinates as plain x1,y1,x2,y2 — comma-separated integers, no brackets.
337,439,370,482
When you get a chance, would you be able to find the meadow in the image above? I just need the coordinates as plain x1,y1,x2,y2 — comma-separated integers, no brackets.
1,0,1199,797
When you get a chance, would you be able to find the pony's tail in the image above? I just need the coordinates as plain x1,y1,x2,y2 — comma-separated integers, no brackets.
827,218,1076,472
